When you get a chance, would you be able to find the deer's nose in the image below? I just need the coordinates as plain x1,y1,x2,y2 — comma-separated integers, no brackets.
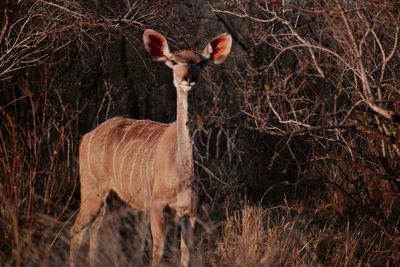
183,75,192,83
181,75,196,86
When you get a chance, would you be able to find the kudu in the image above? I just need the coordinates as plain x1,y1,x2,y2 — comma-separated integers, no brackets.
69,29,232,267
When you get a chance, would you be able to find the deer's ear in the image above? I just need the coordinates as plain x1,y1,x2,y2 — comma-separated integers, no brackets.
143,29,172,61
202,33,232,64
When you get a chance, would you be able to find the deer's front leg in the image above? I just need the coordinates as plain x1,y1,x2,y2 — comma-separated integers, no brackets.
180,215,195,267
150,206,166,267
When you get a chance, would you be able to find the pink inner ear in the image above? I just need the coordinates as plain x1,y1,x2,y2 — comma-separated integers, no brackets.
210,36,228,60
148,34,165,57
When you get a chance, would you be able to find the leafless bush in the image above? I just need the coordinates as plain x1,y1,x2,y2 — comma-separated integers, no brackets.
212,0,400,223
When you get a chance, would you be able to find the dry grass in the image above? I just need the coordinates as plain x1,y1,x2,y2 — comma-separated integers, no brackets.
2,195,399,267
199,202,399,267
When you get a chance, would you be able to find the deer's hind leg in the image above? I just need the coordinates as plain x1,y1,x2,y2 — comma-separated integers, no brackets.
70,184,108,267
70,225,88,267
89,203,106,266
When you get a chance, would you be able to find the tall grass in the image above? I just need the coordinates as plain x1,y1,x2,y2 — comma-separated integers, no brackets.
200,202,399,267
2,187,399,266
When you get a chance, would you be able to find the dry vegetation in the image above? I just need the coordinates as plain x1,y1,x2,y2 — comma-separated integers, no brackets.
1,0,400,266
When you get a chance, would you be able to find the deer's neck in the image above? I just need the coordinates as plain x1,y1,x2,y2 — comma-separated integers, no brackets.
176,92,193,179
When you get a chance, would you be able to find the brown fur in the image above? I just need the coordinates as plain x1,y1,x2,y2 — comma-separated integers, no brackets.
70,29,232,267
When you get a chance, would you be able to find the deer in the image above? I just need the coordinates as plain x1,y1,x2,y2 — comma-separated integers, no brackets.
69,29,232,267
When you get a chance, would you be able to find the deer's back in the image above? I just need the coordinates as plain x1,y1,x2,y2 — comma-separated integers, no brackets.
79,116,171,208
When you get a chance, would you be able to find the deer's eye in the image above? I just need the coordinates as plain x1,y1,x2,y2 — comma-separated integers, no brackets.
171,60,178,66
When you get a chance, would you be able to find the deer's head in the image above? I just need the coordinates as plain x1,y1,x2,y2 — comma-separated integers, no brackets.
143,29,232,94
